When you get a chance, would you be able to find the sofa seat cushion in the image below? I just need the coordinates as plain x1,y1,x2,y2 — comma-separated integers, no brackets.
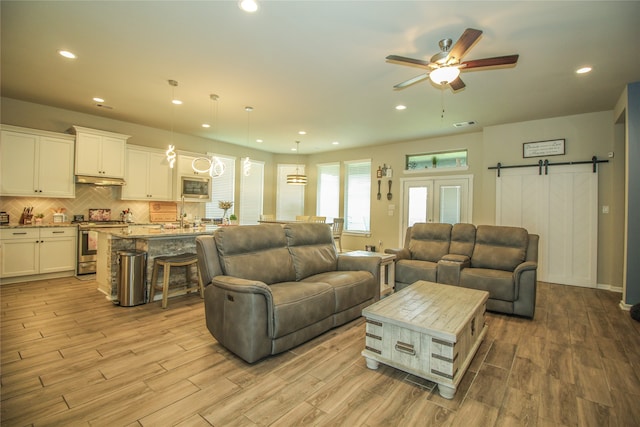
269,281,335,338
396,259,437,283
303,270,375,312
460,268,516,301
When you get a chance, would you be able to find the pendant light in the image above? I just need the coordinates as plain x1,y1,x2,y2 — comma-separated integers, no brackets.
287,141,307,185
166,79,179,167
243,106,253,176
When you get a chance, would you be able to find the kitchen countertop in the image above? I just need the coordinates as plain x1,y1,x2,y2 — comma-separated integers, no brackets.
0,223,77,229
99,225,219,239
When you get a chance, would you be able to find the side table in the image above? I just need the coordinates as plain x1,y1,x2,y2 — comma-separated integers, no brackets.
342,250,396,297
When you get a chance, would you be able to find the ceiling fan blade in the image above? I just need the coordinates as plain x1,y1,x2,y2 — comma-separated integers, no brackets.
462,55,519,69
449,77,466,91
393,73,429,89
386,54,430,68
447,28,483,62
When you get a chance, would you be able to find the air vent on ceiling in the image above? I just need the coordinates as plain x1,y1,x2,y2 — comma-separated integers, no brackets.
453,120,476,128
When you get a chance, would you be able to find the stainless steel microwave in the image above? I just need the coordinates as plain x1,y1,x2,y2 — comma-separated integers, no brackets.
180,175,211,200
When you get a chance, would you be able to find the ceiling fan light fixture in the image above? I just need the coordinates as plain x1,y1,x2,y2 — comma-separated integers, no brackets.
429,66,460,85
239,0,258,13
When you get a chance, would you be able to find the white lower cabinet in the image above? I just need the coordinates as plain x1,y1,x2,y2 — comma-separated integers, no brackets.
0,227,77,282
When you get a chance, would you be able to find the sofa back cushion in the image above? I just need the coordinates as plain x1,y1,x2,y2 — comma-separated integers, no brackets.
408,223,452,262
471,225,529,271
450,223,476,258
284,223,338,281
214,224,296,284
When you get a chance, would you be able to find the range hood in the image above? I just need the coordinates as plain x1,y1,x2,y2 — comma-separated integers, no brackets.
75,175,126,186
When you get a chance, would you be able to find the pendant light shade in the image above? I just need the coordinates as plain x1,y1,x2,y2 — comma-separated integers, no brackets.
286,174,308,185
287,141,307,185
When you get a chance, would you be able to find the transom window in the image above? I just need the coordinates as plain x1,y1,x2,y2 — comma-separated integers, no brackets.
406,150,467,171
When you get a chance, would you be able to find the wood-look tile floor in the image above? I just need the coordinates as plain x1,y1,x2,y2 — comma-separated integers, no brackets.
1,278,639,426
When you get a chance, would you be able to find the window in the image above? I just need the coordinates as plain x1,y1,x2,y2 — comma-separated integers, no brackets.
205,155,235,219
406,149,467,171
316,162,339,223
276,164,305,220
344,159,371,233
239,158,264,225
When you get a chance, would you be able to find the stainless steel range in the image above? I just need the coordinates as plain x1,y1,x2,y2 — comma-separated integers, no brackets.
76,221,128,275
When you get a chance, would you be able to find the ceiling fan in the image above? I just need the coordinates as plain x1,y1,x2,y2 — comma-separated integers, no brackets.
386,28,519,91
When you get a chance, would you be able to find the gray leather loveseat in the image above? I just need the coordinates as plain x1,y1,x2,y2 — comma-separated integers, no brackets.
385,223,538,318
196,222,381,363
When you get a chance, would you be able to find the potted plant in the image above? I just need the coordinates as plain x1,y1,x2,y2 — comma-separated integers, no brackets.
229,214,238,225
34,213,44,225
432,156,438,168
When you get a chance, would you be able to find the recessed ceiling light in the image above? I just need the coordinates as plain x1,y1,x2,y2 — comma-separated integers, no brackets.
256,139,263,143
395,105,407,110
298,131,307,135
332,141,340,145
202,123,211,128
58,50,76,59
172,99,183,105
576,66,592,74
93,97,105,103
239,0,258,13
291,147,297,151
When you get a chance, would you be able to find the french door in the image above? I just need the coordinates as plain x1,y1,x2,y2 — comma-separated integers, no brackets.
400,175,473,239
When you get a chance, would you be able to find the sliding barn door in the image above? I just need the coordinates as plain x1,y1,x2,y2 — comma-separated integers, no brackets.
496,164,598,287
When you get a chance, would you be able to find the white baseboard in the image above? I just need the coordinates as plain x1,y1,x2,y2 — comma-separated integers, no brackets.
619,301,632,311
596,283,623,293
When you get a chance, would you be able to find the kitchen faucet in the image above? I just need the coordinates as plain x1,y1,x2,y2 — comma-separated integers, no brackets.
180,195,185,228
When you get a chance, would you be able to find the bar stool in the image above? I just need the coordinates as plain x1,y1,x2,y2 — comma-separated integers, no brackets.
149,253,204,309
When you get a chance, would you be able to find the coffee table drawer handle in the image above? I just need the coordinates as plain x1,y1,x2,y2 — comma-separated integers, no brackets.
395,341,416,356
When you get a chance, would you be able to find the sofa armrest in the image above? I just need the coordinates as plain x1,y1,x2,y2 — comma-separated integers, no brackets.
514,261,537,278
337,255,381,277
337,255,381,299
441,254,470,264
513,261,538,318
385,247,410,260
210,276,276,337
437,255,470,285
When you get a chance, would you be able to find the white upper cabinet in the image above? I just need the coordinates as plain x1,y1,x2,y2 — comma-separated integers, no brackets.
72,126,129,178
0,125,75,198
121,145,174,201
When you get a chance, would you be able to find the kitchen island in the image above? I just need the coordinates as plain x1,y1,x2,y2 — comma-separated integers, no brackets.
96,225,218,303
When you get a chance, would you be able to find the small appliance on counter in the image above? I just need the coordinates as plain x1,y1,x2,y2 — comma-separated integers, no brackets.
0,212,9,225
53,213,68,223
73,214,85,223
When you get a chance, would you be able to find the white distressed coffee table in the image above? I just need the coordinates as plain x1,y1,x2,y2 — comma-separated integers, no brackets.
361,280,488,399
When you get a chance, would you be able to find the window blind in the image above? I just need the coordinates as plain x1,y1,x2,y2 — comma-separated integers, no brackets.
344,160,371,232
205,155,235,219
316,162,340,223
239,158,264,225
277,164,305,220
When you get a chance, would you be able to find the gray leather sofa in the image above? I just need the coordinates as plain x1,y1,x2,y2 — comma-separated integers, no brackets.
196,222,381,363
385,223,538,318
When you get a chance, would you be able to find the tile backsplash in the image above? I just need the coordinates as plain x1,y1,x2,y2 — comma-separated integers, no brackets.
0,185,204,225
